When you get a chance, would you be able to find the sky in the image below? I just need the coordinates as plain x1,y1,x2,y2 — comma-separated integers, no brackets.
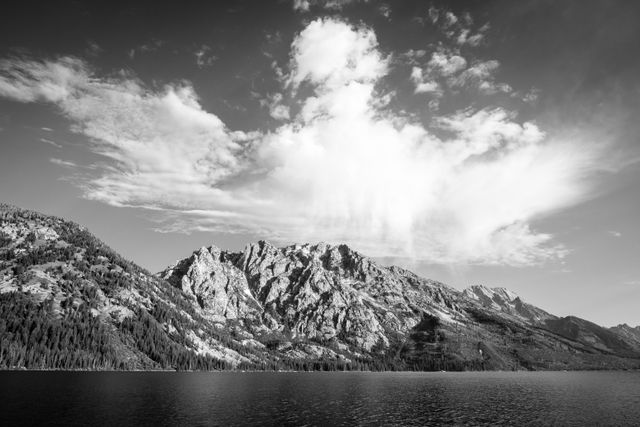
1,0,639,326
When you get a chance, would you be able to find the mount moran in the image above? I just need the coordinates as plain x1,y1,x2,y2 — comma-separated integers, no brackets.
1,204,639,371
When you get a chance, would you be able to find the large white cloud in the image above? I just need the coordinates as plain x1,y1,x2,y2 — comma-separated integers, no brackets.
0,18,606,265
288,18,387,90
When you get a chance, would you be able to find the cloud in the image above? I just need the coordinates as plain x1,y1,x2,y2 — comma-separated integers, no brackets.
40,138,62,148
288,18,387,90
456,29,485,47
292,0,310,11
423,6,488,47
403,49,427,62
86,41,102,57
128,39,164,59
260,92,291,120
444,12,458,28
428,7,439,24
451,60,512,94
0,56,87,102
50,158,77,168
0,18,610,266
410,67,440,94
523,88,540,104
428,51,467,77
378,4,391,19
194,45,216,68
410,48,511,96
0,55,244,210
608,230,622,237
292,0,362,11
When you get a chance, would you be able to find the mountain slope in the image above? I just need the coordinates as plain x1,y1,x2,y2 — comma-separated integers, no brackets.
462,285,556,324
160,241,640,371
462,285,639,360
610,324,640,352
2,204,639,371
0,204,269,370
161,242,462,355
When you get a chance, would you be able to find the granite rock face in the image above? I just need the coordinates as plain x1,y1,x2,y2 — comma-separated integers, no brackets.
462,285,555,324
161,241,461,351
162,245,261,322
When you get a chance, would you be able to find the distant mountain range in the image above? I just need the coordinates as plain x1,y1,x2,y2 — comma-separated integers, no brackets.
1,204,639,371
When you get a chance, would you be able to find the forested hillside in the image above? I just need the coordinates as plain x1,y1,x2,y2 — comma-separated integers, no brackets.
0,205,254,370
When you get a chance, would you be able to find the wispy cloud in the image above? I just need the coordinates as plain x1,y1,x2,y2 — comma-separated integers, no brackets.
378,4,391,19
50,158,77,168
411,67,440,94
0,18,612,266
194,45,216,68
260,92,290,120
292,0,362,11
608,230,622,237
40,138,62,148
424,7,489,47
410,48,511,98
292,0,310,11
85,40,102,57
128,39,164,59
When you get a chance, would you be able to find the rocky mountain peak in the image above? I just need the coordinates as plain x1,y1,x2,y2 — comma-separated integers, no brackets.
463,285,519,303
158,239,463,351
462,284,553,324
610,323,640,351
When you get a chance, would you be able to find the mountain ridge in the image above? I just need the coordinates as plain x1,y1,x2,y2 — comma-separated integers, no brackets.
1,204,639,371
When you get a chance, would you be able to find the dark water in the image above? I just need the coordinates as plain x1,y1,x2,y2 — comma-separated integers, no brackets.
1,371,640,426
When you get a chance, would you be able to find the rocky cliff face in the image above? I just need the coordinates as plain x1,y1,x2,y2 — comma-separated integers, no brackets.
162,245,262,323
161,241,461,351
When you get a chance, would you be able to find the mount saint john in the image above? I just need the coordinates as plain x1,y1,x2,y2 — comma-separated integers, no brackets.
1,204,639,371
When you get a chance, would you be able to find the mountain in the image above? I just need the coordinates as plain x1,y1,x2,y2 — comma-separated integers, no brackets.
610,324,640,351
460,285,639,357
0,204,258,370
1,204,639,371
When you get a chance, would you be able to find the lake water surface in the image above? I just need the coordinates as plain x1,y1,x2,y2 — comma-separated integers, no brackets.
1,371,639,426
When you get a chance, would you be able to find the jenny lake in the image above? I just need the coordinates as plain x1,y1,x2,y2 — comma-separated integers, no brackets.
1,371,639,426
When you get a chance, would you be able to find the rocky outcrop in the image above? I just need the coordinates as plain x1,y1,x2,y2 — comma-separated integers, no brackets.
462,285,555,324
160,241,462,351
161,245,261,322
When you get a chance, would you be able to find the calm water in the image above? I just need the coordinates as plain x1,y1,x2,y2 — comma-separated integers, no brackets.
1,371,640,426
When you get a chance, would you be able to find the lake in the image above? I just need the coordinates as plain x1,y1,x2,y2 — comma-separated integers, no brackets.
1,371,639,426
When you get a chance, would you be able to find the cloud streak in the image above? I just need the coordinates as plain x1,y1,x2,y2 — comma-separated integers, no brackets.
40,138,62,148
0,18,609,265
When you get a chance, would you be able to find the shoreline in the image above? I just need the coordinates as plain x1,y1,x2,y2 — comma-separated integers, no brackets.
2,368,639,373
